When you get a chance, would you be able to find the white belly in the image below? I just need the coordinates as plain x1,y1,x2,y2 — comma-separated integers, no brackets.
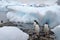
34,25,40,33
44,26,49,32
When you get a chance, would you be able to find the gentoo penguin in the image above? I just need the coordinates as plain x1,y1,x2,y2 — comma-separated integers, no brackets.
33,20,40,34
44,23,49,34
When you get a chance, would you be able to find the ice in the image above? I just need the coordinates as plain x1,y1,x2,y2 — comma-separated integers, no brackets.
21,13,42,23
7,12,25,22
40,5,60,28
52,25,60,40
0,0,8,7
0,0,60,40
7,5,60,28
7,6,40,13
0,26,29,40
7,11,42,23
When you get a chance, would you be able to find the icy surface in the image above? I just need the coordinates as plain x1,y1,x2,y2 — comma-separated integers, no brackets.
7,11,42,23
0,26,29,40
7,5,60,28
1,0,60,40
52,25,60,40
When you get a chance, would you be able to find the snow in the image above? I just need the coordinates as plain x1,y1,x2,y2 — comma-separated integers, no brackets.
7,4,60,29
7,6,39,13
0,0,21,6
0,0,8,7
7,11,42,23
52,25,60,40
1,0,60,40
0,26,29,40
40,5,60,28
7,12,25,22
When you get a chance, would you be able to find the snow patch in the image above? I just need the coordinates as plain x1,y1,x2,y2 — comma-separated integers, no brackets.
0,26,29,40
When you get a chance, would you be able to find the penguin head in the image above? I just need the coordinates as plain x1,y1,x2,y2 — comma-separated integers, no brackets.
33,20,39,27
44,24,48,28
44,22,49,28
34,20,39,25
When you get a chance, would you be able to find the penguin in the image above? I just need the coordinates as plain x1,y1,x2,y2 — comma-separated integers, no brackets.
44,23,49,34
33,20,40,35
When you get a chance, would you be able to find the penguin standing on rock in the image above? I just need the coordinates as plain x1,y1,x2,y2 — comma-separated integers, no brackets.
33,20,40,35
43,23,50,35
44,23,49,33
28,20,40,40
